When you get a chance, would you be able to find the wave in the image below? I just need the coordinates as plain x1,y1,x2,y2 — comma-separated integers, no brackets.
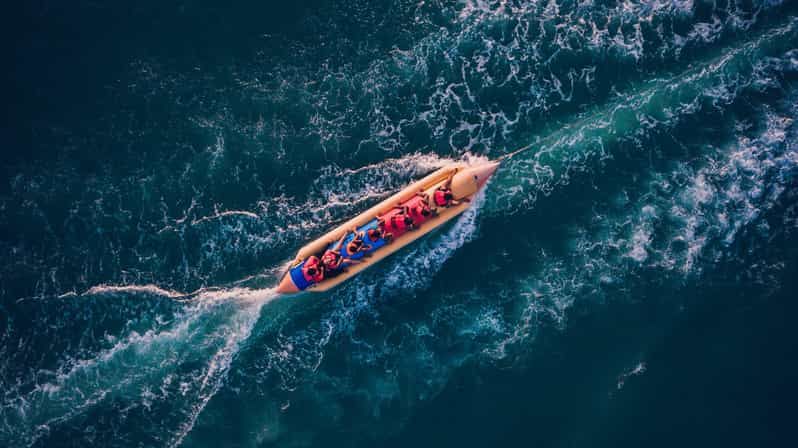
3,2,798,446
488,92,798,359
5,0,793,303
252,89,798,445
204,39,798,447
0,287,276,447
486,18,798,214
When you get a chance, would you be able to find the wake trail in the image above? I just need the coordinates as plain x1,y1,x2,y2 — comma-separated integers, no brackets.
486,16,798,214
0,150,469,447
0,286,278,448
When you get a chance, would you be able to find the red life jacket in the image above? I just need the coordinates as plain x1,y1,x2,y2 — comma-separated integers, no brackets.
434,189,451,207
380,208,402,233
391,214,410,235
405,196,431,226
321,250,341,270
302,256,324,283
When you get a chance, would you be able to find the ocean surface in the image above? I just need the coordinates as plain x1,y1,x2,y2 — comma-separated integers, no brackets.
2,1,798,446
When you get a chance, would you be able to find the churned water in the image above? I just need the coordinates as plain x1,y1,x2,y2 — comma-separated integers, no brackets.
3,1,798,447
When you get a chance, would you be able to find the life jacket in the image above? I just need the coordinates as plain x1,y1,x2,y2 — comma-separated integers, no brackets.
380,208,402,233
434,188,451,207
302,256,324,283
391,213,410,235
321,250,341,271
405,196,431,226
367,228,380,242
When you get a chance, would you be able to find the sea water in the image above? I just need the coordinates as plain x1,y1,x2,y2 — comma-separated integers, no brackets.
2,1,798,446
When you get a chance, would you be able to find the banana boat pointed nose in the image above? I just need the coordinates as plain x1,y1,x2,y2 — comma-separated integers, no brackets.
474,161,499,189
450,161,501,199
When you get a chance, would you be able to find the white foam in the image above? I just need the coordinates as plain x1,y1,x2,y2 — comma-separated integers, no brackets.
489,93,798,358
4,287,277,447
84,284,185,298
487,19,798,216
616,361,647,391
190,210,260,226
168,291,267,447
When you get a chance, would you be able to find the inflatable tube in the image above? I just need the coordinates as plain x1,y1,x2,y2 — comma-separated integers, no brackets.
288,261,313,291
276,161,499,294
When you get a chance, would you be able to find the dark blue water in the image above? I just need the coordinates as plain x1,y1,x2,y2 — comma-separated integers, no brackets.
3,1,798,446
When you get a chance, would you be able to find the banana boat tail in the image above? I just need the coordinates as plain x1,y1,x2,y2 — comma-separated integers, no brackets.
276,160,500,294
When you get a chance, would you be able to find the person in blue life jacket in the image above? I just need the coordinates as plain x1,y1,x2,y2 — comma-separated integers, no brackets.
301,255,325,284
365,221,391,248
321,231,362,275
343,226,373,259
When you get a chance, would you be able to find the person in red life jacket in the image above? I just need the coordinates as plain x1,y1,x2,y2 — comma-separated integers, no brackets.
377,207,414,239
302,255,325,283
367,225,392,244
387,211,414,236
373,219,395,243
404,193,433,226
432,172,470,210
393,213,414,233
322,232,361,275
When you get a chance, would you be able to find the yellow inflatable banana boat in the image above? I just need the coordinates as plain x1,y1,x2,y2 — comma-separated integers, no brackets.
276,160,499,294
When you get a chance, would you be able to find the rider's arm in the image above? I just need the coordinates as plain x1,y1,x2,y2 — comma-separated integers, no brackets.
332,232,347,251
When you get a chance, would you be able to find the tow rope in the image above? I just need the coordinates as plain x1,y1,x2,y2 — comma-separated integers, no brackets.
497,141,537,163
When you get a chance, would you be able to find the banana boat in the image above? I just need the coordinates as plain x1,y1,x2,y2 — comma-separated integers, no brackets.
276,160,500,294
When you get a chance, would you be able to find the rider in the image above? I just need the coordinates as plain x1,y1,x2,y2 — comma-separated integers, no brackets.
404,191,433,226
390,211,415,235
322,231,361,275
374,217,395,242
344,226,372,258
377,207,414,239
302,255,325,283
367,224,392,245
432,170,468,209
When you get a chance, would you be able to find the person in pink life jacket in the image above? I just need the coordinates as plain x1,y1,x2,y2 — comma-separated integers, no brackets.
377,207,414,239
403,193,433,226
432,170,470,210
321,231,361,275
302,255,325,283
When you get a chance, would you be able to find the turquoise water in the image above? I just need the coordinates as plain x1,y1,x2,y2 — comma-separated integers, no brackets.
2,1,798,446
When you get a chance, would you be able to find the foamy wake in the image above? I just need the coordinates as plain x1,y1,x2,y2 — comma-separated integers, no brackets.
1,287,276,447
144,152,457,294
489,103,798,359
625,110,797,274
84,284,187,298
167,288,274,448
485,18,798,216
